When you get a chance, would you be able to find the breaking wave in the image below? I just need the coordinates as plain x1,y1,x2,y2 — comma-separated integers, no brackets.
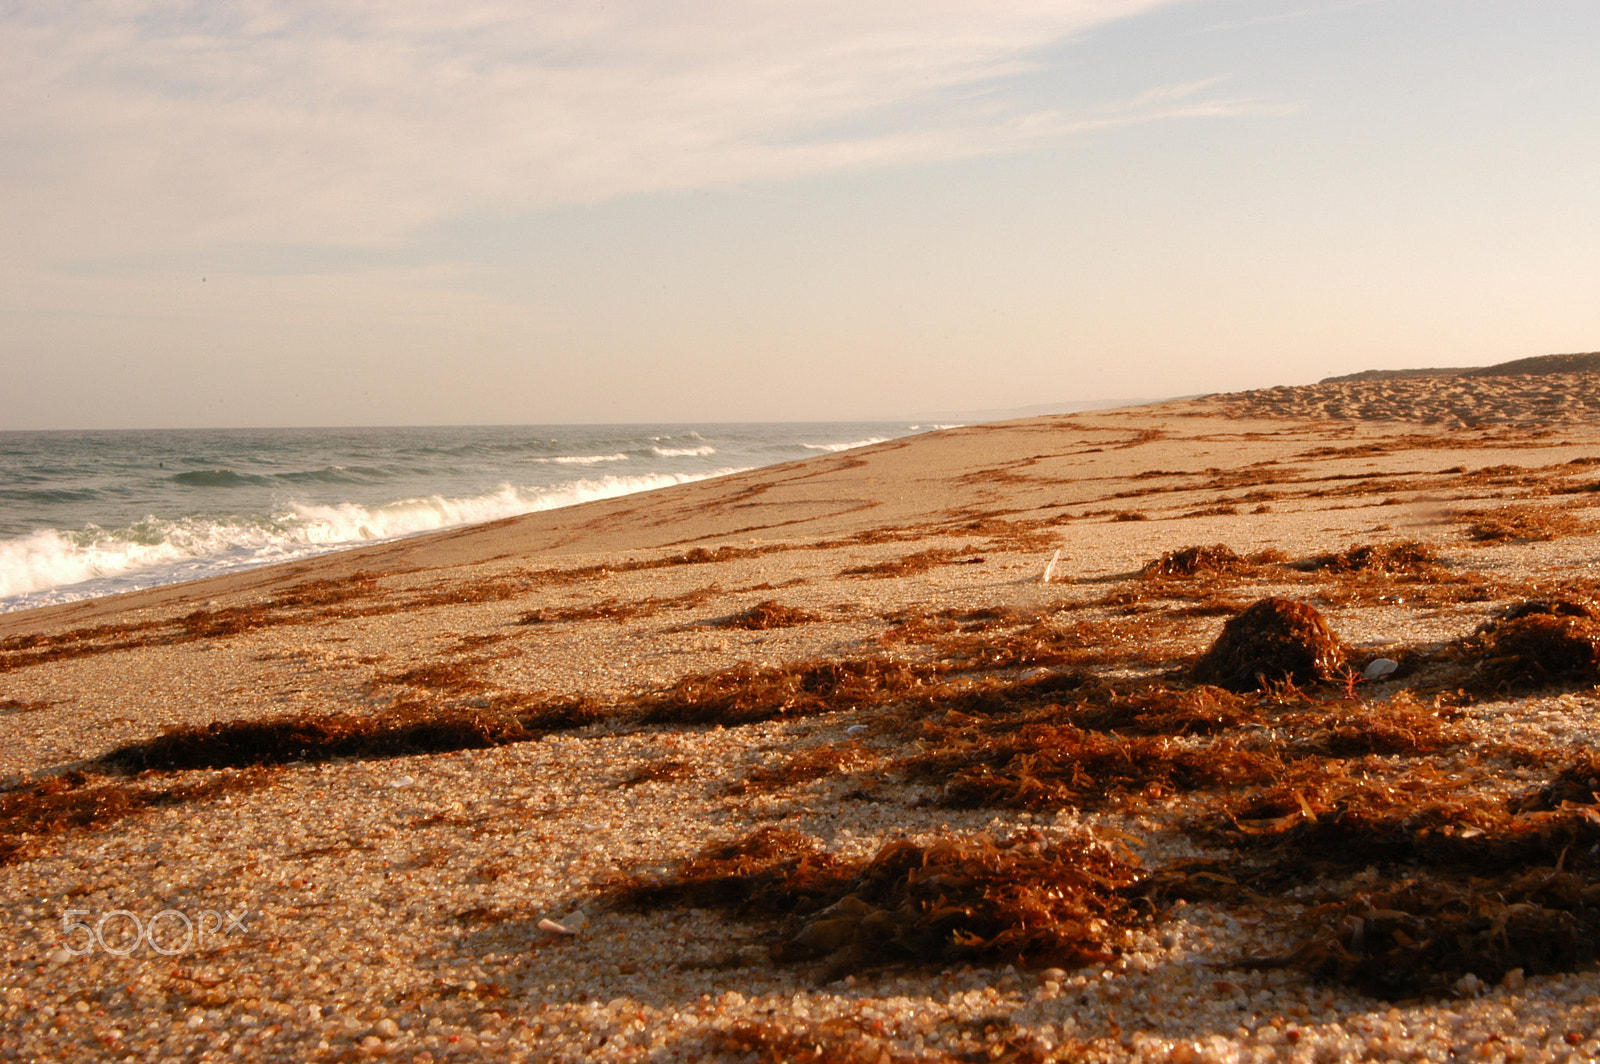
651,445,716,457
800,437,889,452
530,453,629,465
0,469,743,608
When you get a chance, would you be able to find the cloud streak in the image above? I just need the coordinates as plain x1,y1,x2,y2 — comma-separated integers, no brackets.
2,0,1271,260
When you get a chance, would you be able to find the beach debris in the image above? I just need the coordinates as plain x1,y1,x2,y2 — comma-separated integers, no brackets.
1460,505,1587,544
717,600,819,630
842,547,984,578
537,917,578,936
640,657,935,727
98,697,604,772
727,743,877,795
1361,658,1399,681
0,768,278,866
1141,544,1247,578
1511,755,1600,812
1290,871,1600,1000
611,827,1139,979
911,719,1279,811
845,724,869,735
1040,548,1062,584
620,758,695,787
1190,598,1346,692
517,585,720,625
1470,598,1600,690
1293,540,1442,575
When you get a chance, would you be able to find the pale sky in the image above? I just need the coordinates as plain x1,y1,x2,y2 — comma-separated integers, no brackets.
3,0,1597,429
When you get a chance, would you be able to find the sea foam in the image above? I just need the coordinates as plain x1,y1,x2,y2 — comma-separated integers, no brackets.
0,469,743,608
801,437,889,452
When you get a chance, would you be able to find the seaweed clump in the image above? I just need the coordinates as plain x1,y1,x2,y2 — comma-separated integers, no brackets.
639,658,935,727
613,828,1139,980
842,548,982,579
1462,505,1586,544
97,696,603,773
1291,872,1600,1000
1140,544,1248,578
718,600,819,630
1190,598,1346,692
1294,540,1441,575
1470,599,1600,691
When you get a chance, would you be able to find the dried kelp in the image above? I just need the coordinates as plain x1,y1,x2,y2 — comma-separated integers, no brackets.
97,697,601,773
907,720,1282,811
1513,755,1600,812
516,586,720,625
0,768,278,865
613,828,1140,979
639,658,941,727
1468,598,1600,690
842,548,983,579
1292,540,1442,575
1300,873,1600,999
610,826,850,914
729,743,877,794
1141,545,1250,579
717,600,820,630
1190,598,1346,693
1461,505,1587,543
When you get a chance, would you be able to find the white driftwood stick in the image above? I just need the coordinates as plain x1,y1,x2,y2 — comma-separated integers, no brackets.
1041,548,1062,584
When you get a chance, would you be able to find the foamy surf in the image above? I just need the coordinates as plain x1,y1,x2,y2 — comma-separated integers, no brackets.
651,445,717,457
530,453,630,465
0,469,742,609
0,421,921,613
801,437,890,452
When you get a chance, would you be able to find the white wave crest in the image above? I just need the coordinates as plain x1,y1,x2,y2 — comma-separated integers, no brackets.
0,522,286,601
651,445,716,457
801,437,890,452
530,453,629,465
0,468,745,608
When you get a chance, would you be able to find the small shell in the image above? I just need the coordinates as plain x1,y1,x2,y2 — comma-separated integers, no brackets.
1362,658,1399,680
537,918,576,936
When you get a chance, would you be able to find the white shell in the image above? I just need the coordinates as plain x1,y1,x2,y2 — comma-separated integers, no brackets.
1362,658,1399,680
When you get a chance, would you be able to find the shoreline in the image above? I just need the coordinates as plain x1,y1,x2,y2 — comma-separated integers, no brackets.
4,374,1600,1061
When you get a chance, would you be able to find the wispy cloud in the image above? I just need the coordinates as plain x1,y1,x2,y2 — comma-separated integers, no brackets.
1,0,1264,260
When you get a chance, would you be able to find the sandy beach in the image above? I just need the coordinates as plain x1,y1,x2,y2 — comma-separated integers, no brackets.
6,370,1600,1062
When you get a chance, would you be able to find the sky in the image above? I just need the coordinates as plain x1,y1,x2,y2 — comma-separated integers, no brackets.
3,0,1598,430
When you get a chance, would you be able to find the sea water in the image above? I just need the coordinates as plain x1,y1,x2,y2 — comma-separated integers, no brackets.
0,422,936,613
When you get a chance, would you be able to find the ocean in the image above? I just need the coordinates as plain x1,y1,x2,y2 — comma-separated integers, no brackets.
0,421,938,613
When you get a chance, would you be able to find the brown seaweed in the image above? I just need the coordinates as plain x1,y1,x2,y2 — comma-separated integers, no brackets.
1468,598,1600,690
0,768,278,865
97,696,602,773
612,828,1140,979
717,600,821,630
1190,598,1347,693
